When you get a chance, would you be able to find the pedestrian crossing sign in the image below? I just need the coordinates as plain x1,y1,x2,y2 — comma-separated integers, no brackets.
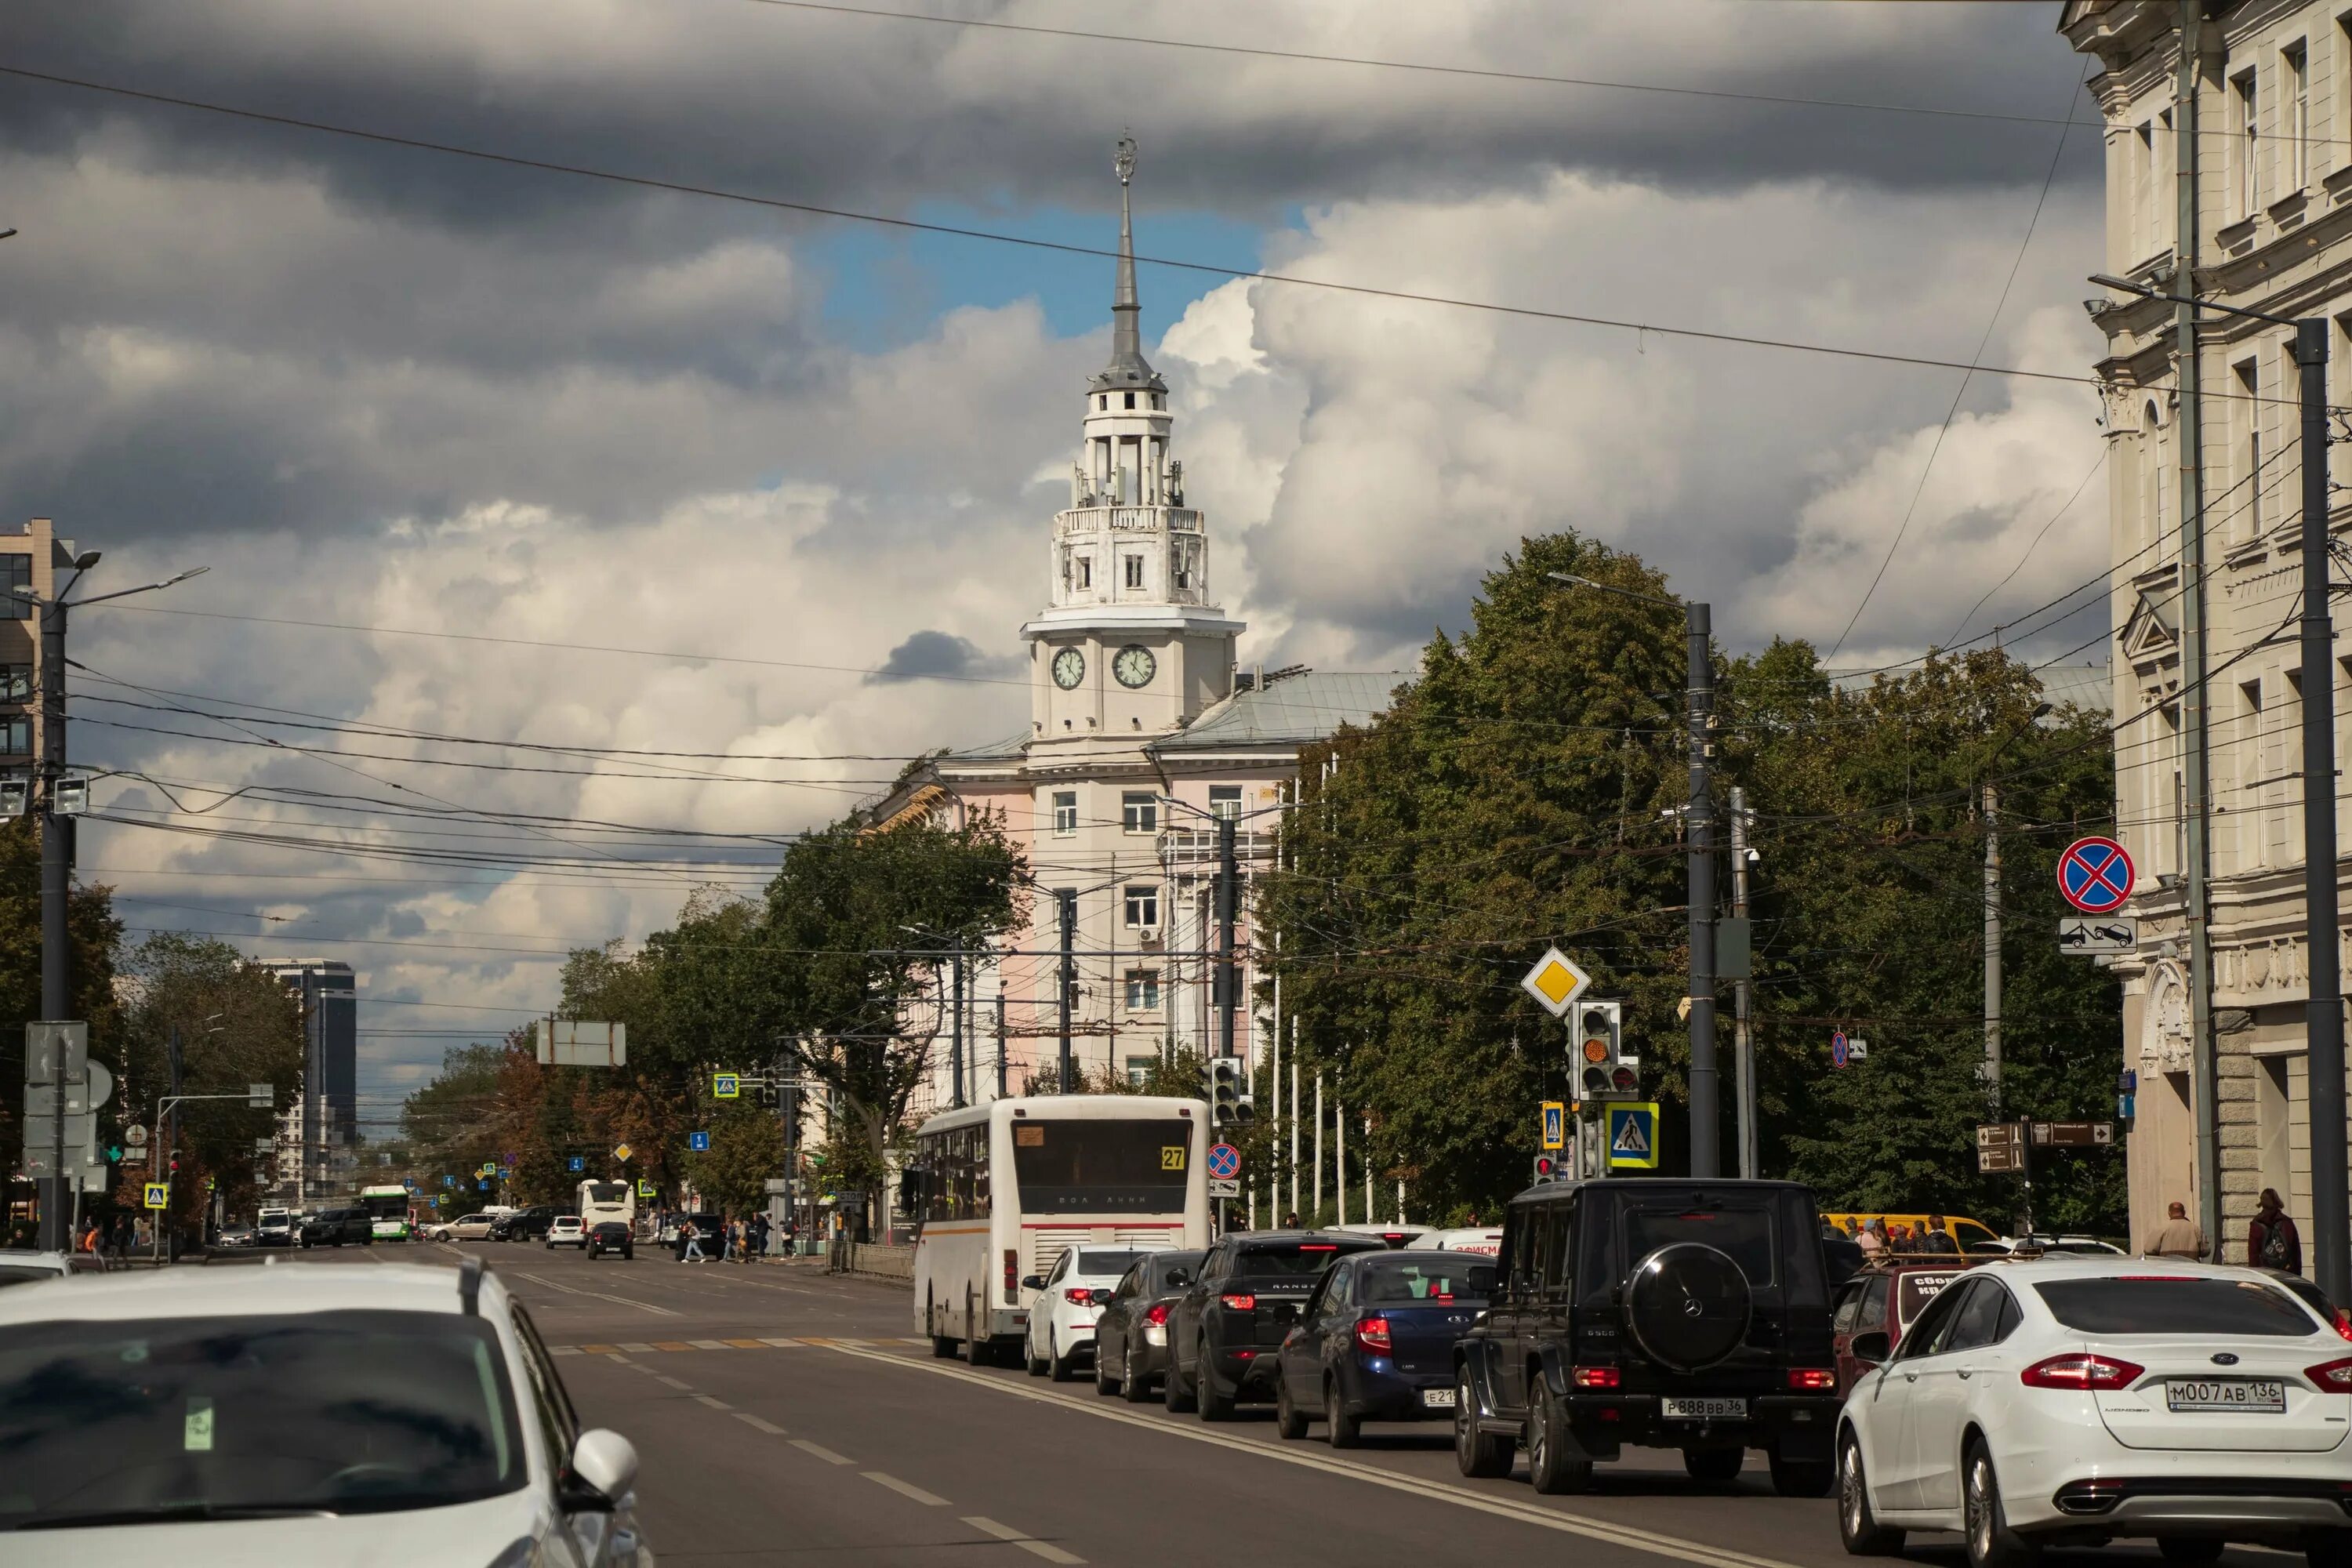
1541,1102,1565,1151
1606,1102,1660,1170
143,1181,170,1209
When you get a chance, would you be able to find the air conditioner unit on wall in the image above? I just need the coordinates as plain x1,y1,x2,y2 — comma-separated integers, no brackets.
1135,929,1162,948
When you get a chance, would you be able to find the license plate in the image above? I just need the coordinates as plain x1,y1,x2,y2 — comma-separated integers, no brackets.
1661,1397,1748,1420
2165,1378,2285,1413
1422,1386,1457,1409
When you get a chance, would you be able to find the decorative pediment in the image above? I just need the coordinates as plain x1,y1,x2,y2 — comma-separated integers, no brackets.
2121,585,2180,661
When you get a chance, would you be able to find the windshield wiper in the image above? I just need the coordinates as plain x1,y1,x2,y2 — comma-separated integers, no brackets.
11,1502,336,1530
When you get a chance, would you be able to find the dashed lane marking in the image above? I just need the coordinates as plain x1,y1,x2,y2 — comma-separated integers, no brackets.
963,1515,1085,1565
509,1270,683,1318
789,1439,854,1466
863,1471,949,1507
813,1340,1812,1568
619,1342,655,1352
656,1375,693,1391
693,1395,732,1411
688,1339,731,1350
734,1413,786,1436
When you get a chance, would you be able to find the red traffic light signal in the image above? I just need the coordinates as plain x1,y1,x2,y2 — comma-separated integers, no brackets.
1532,1154,1557,1182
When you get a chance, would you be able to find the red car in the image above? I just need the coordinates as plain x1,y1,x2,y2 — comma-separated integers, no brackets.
1829,1259,1979,1394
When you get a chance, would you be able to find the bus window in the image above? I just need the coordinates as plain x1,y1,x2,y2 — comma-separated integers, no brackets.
1008,1118,1191,1214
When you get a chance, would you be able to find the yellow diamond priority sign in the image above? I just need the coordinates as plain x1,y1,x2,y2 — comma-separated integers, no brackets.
612,1142,633,1163
1520,947,1592,1018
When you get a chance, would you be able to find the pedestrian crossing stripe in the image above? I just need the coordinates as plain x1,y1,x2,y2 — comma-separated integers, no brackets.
1605,1101,1661,1170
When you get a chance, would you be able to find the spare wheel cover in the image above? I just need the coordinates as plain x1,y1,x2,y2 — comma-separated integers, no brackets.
1624,1242,1751,1371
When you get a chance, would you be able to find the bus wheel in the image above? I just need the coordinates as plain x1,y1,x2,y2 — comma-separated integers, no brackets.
930,1298,956,1359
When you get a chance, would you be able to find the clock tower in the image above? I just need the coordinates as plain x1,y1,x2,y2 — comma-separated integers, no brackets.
1023,136,1242,747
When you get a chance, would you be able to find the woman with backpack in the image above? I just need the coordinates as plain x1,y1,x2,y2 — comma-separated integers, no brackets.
2250,1188,2303,1275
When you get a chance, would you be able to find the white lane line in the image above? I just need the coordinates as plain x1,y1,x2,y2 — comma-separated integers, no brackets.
862,1471,949,1507
693,1395,732,1411
789,1439,854,1466
816,1341,1802,1568
734,1413,786,1436
657,1376,693,1391
552,1346,583,1356
688,1339,730,1349
619,1343,656,1352
604,1353,631,1363
756,1337,805,1348
510,1270,684,1318
963,1515,1085,1565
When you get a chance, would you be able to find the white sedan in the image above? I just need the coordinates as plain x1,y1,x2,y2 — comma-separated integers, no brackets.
546,1217,588,1250
0,1258,648,1566
1024,1245,1168,1382
1837,1255,2352,1568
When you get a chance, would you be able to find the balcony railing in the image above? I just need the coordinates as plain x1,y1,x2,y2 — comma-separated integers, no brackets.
1055,506,1203,537
1159,826,1272,868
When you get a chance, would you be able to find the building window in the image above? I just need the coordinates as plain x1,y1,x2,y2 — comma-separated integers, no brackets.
0,556,29,621
2286,42,2310,190
1123,554,1145,590
1124,1054,1156,1088
1123,884,1160,929
2238,358,2264,539
1074,556,1092,590
2236,68,2260,218
1122,790,1157,833
0,716,28,754
2135,121,2156,256
1098,394,1107,411
1052,790,1077,837
1124,969,1161,1011
1123,391,1136,409
1209,785,1243,821
0,665,29,702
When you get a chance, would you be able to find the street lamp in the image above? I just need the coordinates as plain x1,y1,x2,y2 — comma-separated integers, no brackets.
1548,572,1723,1178
898,924,974,1109
2093,270,2345,1301
1157,794,1287,1069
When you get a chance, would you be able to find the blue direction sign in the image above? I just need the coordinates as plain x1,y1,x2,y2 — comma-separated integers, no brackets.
1831,1029,1850,1069
1606,1102,1661,1170
441,1174,453,1187
478,1179,490,1190
1205,1142,1240,1181
2058,836,2134,915
690,1131,712,1152
568,1156,583,1173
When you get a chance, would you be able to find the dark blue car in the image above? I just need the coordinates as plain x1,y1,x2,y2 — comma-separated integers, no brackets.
1272,1249,1494,1446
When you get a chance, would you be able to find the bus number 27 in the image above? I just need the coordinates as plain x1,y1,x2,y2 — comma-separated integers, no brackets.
1160,1146,1187,1171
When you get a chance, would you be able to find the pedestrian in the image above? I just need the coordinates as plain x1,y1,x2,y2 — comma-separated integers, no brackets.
77,1219,99,1258
1856,1219,1885,1259
1281,1211,1300,1229
2147,1200,2206,1260
751,1212,771,1260
681,1218,706,1263
1918,1215,1961,1256
2250,1189,2303,1275
1464,1210,1482,1227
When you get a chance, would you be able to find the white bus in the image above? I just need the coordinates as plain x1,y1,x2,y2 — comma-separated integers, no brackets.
356,1185,414,1241
576,1178,636,1232
906,1095,1209,1363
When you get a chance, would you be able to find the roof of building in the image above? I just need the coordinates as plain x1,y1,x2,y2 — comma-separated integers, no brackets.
1824,660,2113,717
1149,670,1410,753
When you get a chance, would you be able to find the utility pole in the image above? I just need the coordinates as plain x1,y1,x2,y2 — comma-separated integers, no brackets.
34,588,66,1249
1055,889,1076,1093
1216,811,1237,1061
1984,775,2003,1114
949,939,965,1109
1686,600,1720,1178
1728,787,1757,1179
995,986,1007,1100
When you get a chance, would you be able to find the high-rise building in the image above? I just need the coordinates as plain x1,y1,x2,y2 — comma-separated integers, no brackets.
258,958,358,1201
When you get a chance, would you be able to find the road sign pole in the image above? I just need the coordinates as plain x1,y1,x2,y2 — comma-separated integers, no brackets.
1686,599,1719,1180
36,593,67,1250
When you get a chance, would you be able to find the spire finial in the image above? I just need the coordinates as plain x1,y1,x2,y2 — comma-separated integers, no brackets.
1092,130,1162,392
1114,131,1136,187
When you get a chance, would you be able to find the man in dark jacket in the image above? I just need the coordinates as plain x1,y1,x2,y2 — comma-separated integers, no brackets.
1918,1215,1961,1256
2250,1189,2303,1275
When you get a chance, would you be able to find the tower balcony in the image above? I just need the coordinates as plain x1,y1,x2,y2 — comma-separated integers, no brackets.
1055,506,1203,538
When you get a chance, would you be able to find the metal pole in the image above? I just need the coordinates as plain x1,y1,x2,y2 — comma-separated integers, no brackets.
1335,1097,1346,1228
995,988,1007,1100
1728,786,1756,1178
2296,317,2349,1307
1289,1047,1300,1219
36,594,67,1250
1686,601,1719,1178
950,943,965,1109
1985,778,2003,1115
2175,0,2222,1265
1217,813,1237,1060
1056,890,1076,1093
1313,1072,1323,1221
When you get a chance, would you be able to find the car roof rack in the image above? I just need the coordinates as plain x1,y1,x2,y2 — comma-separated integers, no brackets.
458,1254,486,1316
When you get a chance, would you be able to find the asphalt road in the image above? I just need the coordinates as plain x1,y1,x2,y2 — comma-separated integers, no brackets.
227,1242,2278,1568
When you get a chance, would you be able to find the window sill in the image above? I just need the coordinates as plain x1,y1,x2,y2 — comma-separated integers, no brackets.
2327,165,2352,202
2217,214,2260,252
2269,187,2311,227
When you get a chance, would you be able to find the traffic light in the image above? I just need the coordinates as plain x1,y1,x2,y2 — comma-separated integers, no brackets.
1205,1058,1245,1127
1575,1000,1635,1103
1532,1153,1558,1185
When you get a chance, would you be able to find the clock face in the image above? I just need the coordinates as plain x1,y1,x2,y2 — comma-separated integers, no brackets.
1113,644,1157,688
1051,647,1086,690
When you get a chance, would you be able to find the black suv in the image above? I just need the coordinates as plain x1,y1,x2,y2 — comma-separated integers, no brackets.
297,1209,373,1248
1454,1178,1840,1497
1164,1230,1390,1419
490,1206,557,1242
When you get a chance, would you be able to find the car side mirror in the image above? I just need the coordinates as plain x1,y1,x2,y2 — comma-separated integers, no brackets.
559,1428,638,1513
1090,1288,1112,1306
1849,1330,1890,1365
1167,1269,1191,1287
1022,1275,1045,1290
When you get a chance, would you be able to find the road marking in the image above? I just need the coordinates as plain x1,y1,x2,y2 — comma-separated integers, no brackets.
619,1342,656,1352
789,1439,854,1466
862,1471,949,1506
579,1344,619,1355
816,1341,1807,1568
657,1375,693,1390
757,1336,804,1347
734,1413,786,1436
653,1341,695,1352
510,1270,684,1318
693,1395,731,1410
552,1345,583,1356
724,1338,767,1348
688,1338,731,1349
963,1515,1085,1565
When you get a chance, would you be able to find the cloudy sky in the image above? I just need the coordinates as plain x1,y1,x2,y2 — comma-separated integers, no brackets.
0,1,2113,1118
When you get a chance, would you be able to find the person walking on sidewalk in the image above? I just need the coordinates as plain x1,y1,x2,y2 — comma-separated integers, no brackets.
2147,1200,2206,1261
2250,1189,2303,1275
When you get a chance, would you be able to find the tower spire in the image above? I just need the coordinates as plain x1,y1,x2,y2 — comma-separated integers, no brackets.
1093,132,1163,392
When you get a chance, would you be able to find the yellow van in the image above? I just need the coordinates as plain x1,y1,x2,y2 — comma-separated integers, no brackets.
1820,1211,2003,1250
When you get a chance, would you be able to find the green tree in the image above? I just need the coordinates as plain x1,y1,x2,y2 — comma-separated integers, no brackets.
685,1098,789,1217
0,816,124,1186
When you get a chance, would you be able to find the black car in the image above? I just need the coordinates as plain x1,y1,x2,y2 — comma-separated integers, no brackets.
1275,1249,1494,1446
1453,1178,1841,1497
490,1206,557,1242
298,1208,373,1248
587,1220,634,1261
1164,1230,1390,1419
1091,1249,1204,1402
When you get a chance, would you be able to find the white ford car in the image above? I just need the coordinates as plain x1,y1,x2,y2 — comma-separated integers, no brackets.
0,1258,649,1567
1023,1245,1168,1381
1837,1255,2352,1568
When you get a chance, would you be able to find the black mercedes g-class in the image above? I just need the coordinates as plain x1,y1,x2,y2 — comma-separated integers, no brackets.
1453,1178,1840,1497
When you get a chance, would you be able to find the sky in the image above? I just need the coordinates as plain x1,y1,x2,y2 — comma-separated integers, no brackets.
0,1,2116,1123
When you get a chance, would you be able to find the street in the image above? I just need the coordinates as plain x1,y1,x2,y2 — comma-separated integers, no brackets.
195,1243,2259,1568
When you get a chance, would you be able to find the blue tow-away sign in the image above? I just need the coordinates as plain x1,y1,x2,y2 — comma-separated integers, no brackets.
1606,1102,1660,1170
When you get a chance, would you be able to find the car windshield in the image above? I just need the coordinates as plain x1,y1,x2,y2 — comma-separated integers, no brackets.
2034,1276,2321,1336
0,1308,528,1530
1075,1250,1151,1278
1358,1258,1494,1304
0,1265,63,1290
1232,1242,1364,1277
1624,1205,1777,1286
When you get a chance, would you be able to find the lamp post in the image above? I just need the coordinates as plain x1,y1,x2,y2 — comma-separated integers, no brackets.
1548,572,1719,1176
898,924,974,1109
2094,272,2343,1301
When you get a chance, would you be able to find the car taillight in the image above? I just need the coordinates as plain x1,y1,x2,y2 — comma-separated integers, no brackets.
1004,1249,1018,1304
1355,1316,1392,1356
2306,1357,2352,1392
1220,1293,1256,1312
1146,1304,1170,1326
1571,1366,1620,1388
2336,1311,2352,1345
2021,1352,2144,1391
1788,1368,1838,1391
1065,1287,1094,1305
